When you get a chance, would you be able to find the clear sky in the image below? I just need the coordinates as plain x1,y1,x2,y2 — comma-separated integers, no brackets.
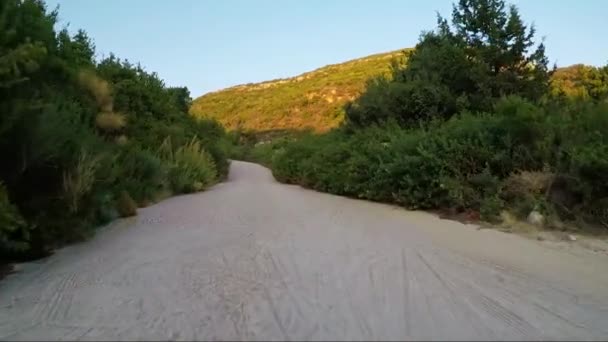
46,0,608,97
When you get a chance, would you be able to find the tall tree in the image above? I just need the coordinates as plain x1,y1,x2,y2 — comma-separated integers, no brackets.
346,0,551,127
57,28,95,67
450,0,550,100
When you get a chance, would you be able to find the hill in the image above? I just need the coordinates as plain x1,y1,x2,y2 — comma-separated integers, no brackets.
191,49,606,134
549,64,608,100
190,49,410,132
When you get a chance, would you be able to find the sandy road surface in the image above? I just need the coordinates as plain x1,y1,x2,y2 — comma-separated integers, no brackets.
1,161,608,341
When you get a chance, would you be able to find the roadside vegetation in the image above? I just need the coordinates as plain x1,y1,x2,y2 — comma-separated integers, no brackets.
0,0,230,261
251,0,608,232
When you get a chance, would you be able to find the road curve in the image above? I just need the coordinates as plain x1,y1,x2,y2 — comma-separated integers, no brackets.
1,161,608,341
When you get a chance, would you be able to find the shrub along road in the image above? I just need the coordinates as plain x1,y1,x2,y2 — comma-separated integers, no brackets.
1,161,608,340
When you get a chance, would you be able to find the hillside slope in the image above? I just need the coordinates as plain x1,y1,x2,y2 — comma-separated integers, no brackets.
191,49,605,134
549,64,608,100
190,49,410,132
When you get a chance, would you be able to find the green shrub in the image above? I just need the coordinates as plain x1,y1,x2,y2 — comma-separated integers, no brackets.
116,147,169,205
158,137,217,194
269,99,608,229
93,191,118,225
0,183,30,256
0,1,229,260
116,191,137,217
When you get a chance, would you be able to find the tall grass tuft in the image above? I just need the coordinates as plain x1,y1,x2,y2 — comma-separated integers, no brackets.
63,149,102,214
95,112,127,132
78,69,113,112
158,136,217,193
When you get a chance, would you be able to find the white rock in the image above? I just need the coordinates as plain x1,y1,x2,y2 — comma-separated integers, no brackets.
527,211,545,226
568,234,577,241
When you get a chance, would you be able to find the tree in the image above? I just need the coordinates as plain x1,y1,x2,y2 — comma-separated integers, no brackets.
345,0,551,127
450,0,550,101
57,28,95,67
167,87,192,113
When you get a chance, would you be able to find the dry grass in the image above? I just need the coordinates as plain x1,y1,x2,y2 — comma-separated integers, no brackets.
78,69,113,112
63,149,102,213
502,170,554,197
96,112,127,132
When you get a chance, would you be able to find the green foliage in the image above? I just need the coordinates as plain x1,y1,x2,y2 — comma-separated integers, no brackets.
268,99,608,229
346,0,550,128
116,191,137,218
549,64,608,101
115,147,169,205
57,29,95,68
0,0,228,261
254,0,607,232
0,183,30,255
158,137,218,193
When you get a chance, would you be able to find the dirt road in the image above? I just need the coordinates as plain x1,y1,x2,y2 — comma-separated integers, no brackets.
1,161,608,340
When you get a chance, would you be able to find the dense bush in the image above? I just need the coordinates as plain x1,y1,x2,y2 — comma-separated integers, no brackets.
0,0,229,260
0,183,29,255
114,147,170,206
267,98,608,227
158,137,218,193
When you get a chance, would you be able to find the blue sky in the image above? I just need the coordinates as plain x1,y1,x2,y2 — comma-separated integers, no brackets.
46,0,608,97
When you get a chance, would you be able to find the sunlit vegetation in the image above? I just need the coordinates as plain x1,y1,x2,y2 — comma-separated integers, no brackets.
190,50,409,132
0,0,230,260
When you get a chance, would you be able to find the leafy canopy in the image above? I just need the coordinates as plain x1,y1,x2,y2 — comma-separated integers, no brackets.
346,0,551,127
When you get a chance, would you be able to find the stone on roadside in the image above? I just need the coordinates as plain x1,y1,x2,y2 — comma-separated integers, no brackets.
527,210,545,227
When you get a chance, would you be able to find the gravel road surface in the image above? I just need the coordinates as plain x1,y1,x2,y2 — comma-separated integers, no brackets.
1,161,608,340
